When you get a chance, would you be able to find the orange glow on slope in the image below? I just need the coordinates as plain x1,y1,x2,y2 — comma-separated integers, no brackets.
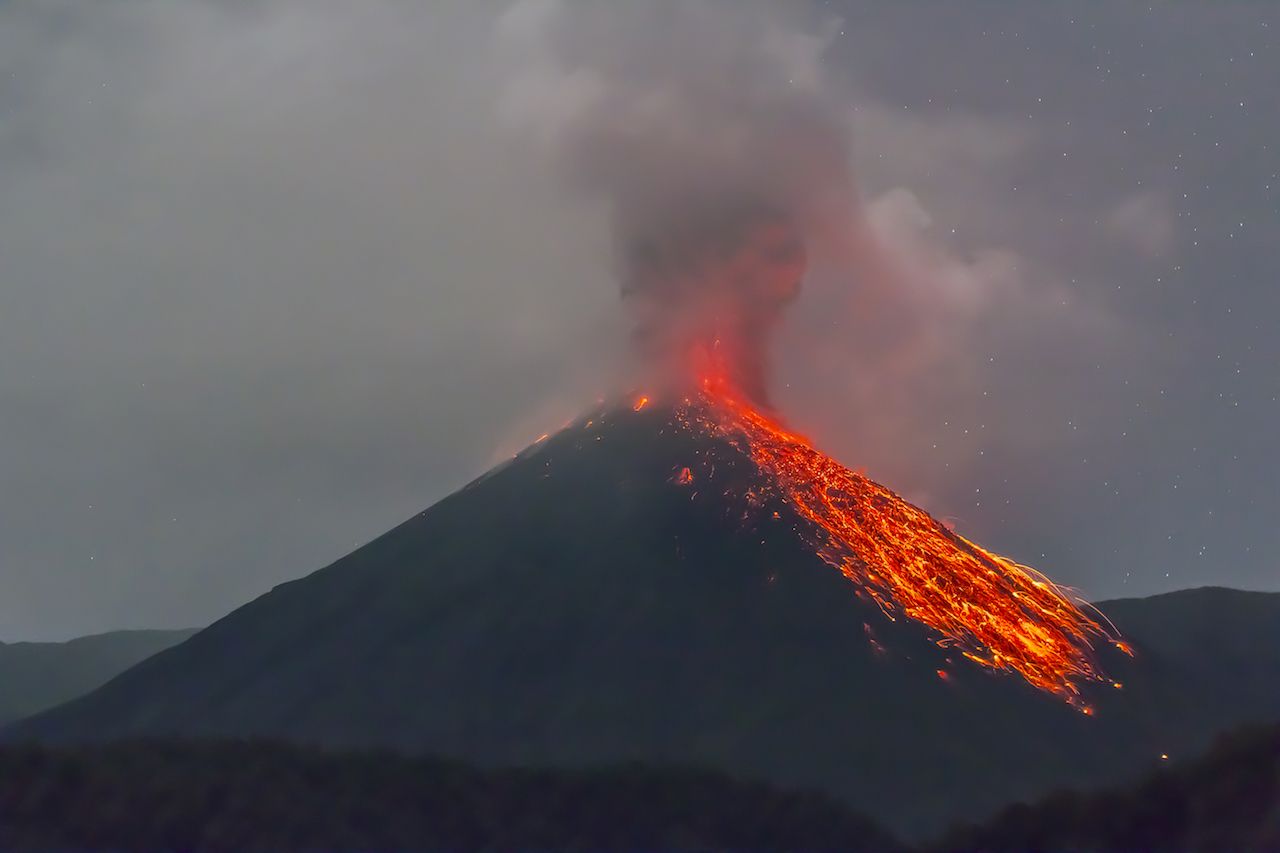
669,374,1126,706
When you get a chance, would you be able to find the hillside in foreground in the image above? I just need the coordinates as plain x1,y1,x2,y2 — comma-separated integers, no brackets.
0,739,899,852
938,721,1280,852
2,722,1278,852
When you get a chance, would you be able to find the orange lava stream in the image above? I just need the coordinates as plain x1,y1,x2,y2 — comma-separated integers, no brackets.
671,380,1126,706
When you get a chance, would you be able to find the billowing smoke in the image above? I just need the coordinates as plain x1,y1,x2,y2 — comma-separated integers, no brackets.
495,0,1130,510
499,0,856,406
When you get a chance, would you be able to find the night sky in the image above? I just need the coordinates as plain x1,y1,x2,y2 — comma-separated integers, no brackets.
2,1,1276,641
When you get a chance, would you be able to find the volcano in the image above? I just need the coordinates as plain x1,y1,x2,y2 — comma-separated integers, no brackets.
7,395,1280,837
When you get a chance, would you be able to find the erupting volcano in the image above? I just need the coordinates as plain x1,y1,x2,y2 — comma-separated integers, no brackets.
488,1,1129,704
12,367,1276,838
12,9,1280,844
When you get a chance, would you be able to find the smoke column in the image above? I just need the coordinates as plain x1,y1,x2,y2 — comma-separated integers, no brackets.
499,0,858,406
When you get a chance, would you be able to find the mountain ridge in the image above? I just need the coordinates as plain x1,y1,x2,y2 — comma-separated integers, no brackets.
0,628,197,726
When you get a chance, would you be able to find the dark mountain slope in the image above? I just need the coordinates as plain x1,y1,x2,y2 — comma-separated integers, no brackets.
6,406,1279,837
0,629,196,726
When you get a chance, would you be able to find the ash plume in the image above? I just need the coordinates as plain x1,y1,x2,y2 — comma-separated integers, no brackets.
499,1,856,406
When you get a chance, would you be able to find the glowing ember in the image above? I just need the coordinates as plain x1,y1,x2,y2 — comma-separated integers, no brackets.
665,374,1125,707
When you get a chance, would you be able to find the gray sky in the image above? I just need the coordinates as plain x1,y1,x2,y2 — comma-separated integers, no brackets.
2,1,1276,641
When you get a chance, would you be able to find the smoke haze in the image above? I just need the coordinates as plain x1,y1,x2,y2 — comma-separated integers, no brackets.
2,1,1276,639
494,0,1128,461
498,1,859,404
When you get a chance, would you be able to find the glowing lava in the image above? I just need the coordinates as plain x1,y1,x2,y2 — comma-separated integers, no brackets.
662,378,1127,707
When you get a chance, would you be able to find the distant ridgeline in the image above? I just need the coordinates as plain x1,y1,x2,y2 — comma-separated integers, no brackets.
0,629,196,726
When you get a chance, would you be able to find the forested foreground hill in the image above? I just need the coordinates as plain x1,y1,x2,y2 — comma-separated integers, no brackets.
938,722,1280,852
1,725,1277,852
0,739,901,852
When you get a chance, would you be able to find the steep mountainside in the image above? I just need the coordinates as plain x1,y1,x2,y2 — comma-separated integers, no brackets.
7,405,1279,837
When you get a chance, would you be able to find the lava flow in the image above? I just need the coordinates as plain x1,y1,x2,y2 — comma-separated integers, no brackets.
666,375,1127,707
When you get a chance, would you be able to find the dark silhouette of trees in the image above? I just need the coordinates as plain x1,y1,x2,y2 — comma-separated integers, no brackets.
938,723,1280,852
3,722,1277,851
0,738,900,852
